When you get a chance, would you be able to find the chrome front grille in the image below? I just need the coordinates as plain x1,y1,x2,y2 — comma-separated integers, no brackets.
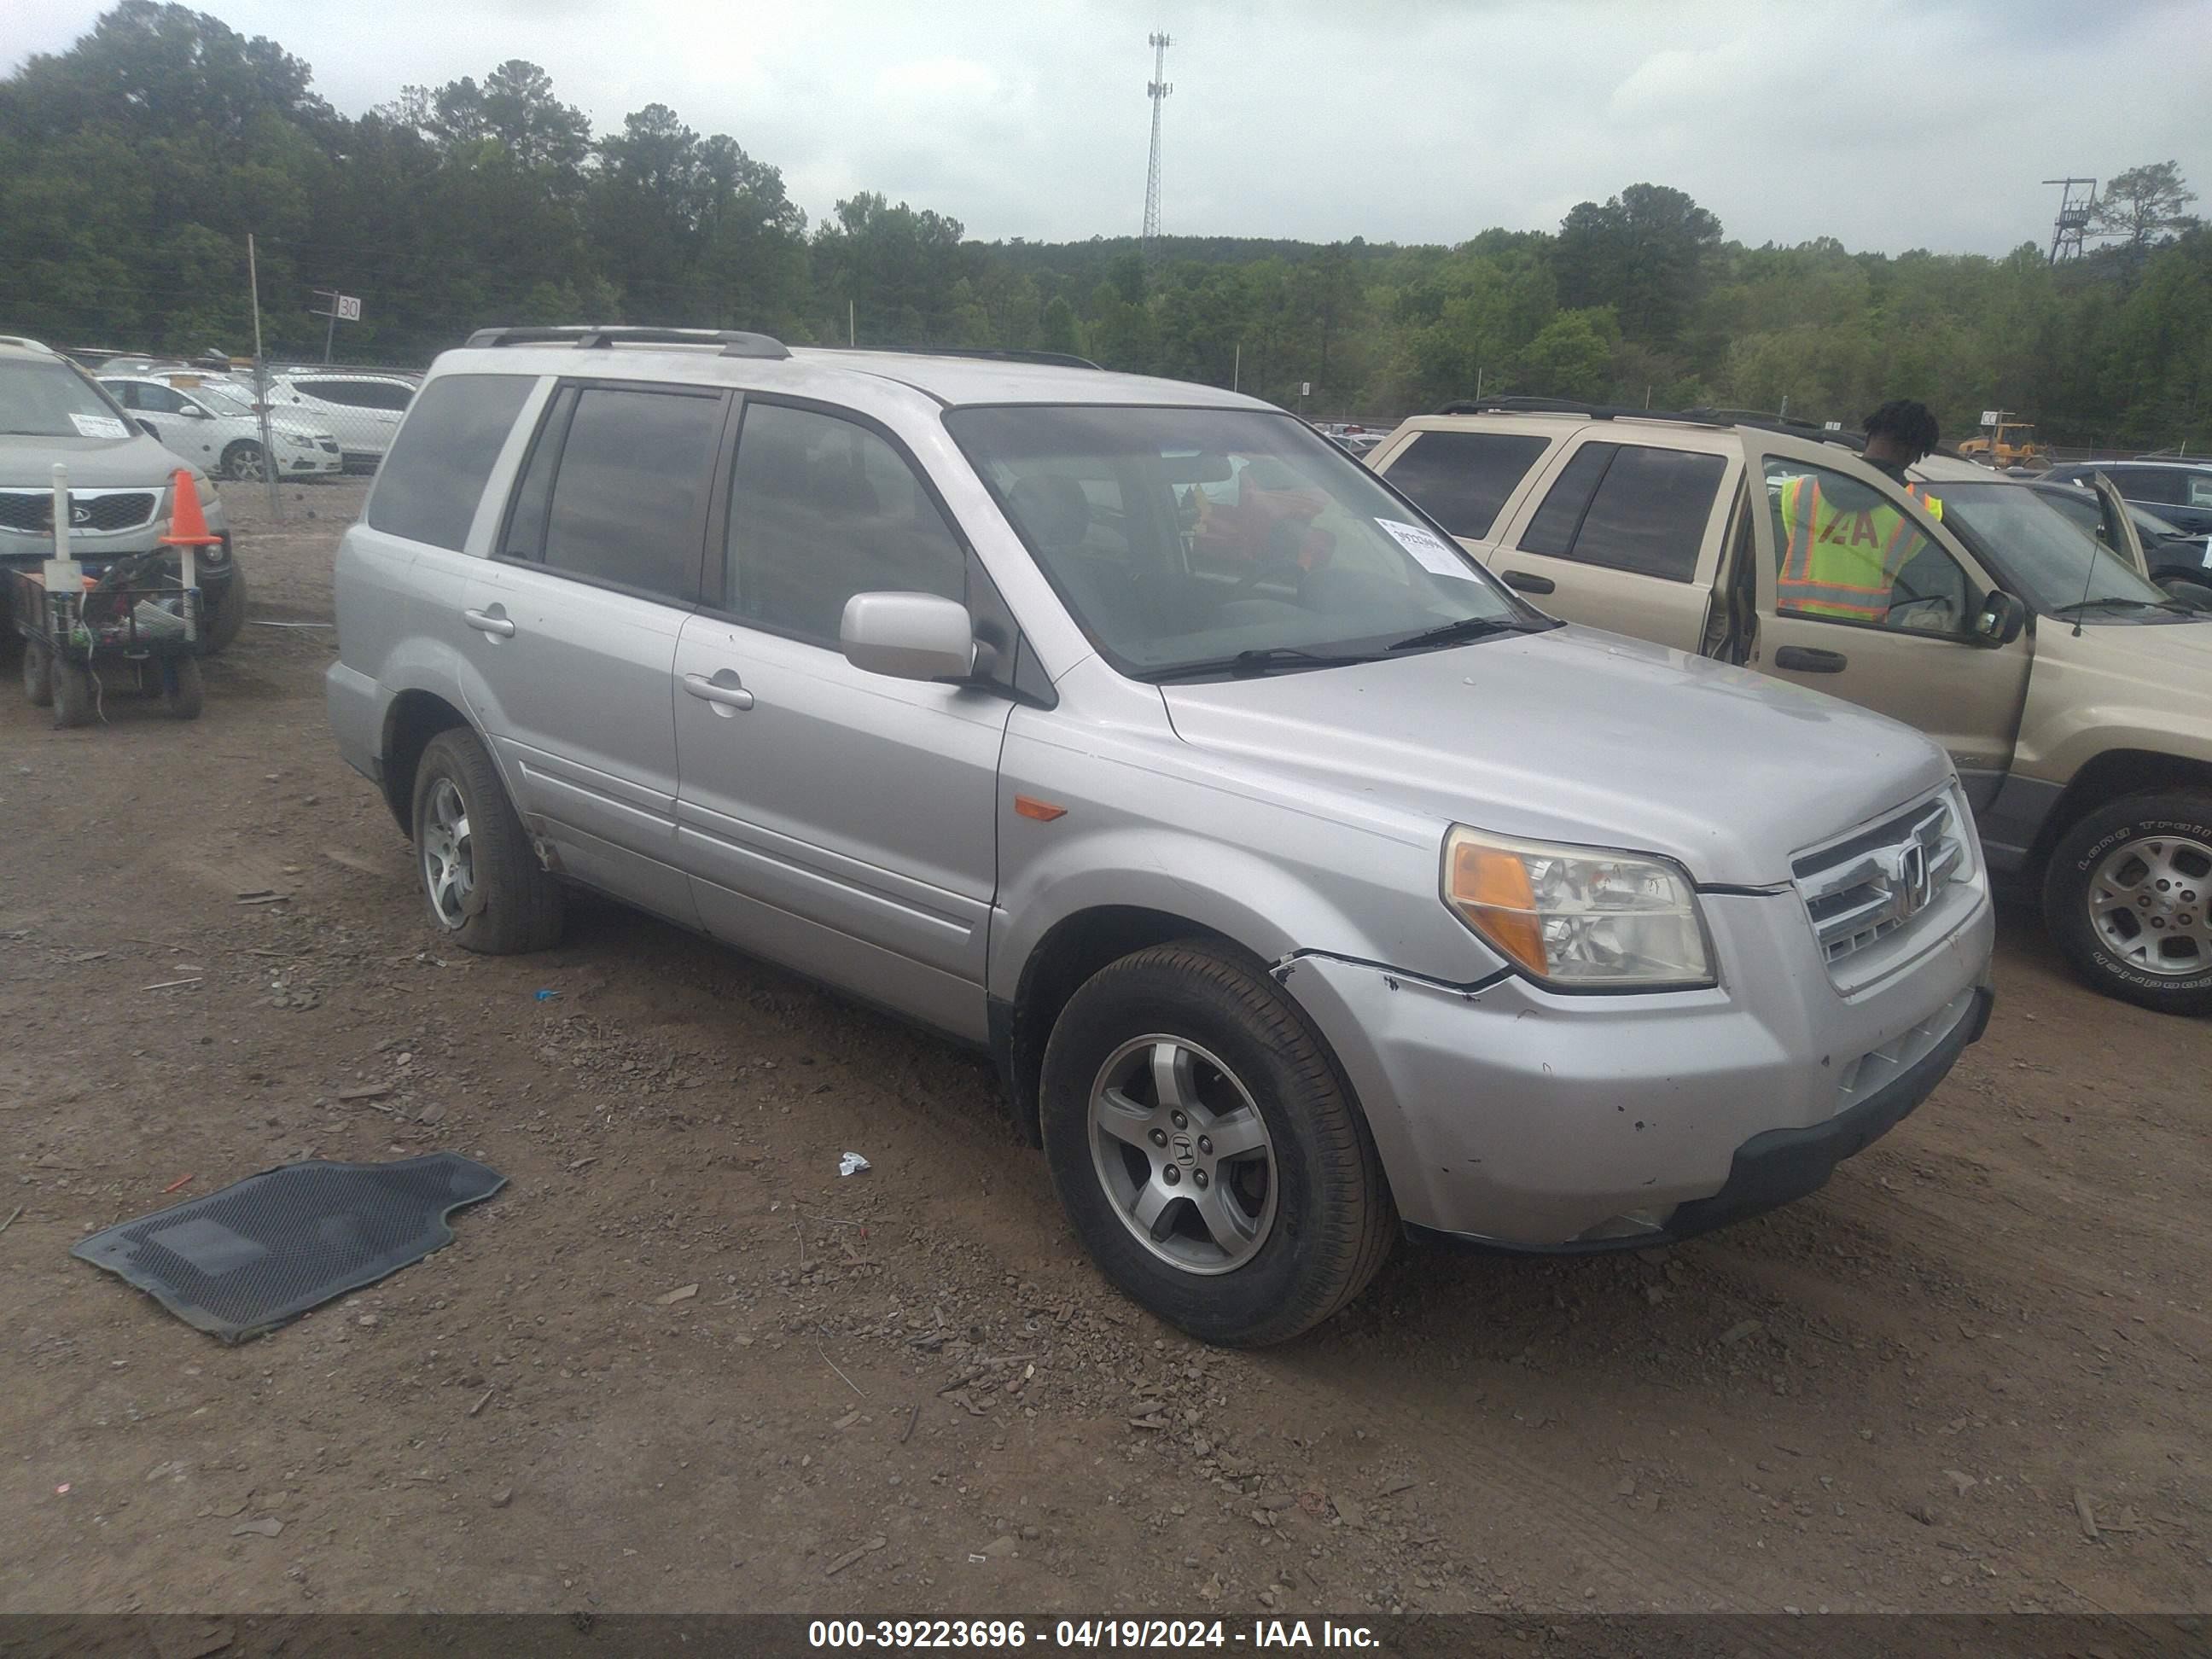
1793,794,1967,966
0,487,160,534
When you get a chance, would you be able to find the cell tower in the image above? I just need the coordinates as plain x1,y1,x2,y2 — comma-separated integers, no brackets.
2044,177,2098,264
1143,32,1172,251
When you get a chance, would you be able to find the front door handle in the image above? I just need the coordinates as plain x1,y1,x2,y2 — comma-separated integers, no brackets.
463,608,515,638
1500,569,1556,595
684,670,755,713
1773,644,1848,673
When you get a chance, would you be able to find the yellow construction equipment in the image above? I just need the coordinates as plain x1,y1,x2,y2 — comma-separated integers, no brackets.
1957,410,2050,470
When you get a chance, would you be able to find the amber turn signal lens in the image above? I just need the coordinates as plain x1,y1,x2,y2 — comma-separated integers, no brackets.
1447,838,1546,975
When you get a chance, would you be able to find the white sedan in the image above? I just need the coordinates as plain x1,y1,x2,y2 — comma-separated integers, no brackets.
101,375,343,481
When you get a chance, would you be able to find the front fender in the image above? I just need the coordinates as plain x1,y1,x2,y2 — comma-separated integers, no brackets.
987,715,1505,1001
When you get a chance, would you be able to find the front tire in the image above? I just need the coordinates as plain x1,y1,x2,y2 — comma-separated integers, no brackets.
2043,790,2212,1016
1039,940,1394,1346
410,727,564,954
201,567,246,655
221,440,266,482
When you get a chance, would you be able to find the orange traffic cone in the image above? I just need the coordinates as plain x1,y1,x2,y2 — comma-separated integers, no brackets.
160,469,223,547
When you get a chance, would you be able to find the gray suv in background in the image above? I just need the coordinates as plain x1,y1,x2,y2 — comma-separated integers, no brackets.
328,328,1994,1345
0,335,245,654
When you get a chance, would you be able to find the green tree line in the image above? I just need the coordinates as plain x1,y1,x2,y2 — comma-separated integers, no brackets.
4,3,2207,448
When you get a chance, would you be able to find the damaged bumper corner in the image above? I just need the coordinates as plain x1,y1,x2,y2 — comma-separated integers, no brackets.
1271,893,1993,1250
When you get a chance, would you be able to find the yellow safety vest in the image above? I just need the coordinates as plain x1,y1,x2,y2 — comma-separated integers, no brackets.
1776,476,1943,621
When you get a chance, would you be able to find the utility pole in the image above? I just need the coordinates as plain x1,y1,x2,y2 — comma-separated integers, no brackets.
247,234,281,523
1141,32,1172,259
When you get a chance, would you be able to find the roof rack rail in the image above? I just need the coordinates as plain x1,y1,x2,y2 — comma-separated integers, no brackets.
462,325,791,361
1675,407,1868,451
819,345,1104,371
1434,395,1727,428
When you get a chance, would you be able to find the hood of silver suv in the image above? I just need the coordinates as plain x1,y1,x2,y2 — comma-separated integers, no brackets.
1160,626,1952,886
0,431,197,488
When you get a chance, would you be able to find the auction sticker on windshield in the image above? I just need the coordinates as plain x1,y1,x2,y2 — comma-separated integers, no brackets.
1375,517,1473,578
69,413,129,439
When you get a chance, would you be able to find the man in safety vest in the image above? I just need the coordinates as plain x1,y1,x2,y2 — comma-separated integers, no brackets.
1775,401,1947,622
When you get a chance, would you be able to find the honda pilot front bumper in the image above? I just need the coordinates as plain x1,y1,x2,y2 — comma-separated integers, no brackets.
1278,884,1995,1250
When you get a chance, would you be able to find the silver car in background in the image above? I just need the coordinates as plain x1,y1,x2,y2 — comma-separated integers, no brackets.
329,329,1994,1345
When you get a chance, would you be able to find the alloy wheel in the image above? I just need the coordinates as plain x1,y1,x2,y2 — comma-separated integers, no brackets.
2087,832,2212,978
420,777,474,928
1087,1034,1277,1276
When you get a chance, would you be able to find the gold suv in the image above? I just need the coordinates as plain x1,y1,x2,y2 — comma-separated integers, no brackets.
1369,404,2212,1015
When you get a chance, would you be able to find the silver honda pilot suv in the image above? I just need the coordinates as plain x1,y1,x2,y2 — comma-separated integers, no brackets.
329,327,1995,1346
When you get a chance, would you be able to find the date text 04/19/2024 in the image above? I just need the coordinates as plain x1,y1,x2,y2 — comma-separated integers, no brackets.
806,1620,1382,1650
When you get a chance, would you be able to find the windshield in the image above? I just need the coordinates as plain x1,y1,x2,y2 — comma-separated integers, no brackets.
1934,481,2174,613
944,405,1534,677
0,359,132,439
191,381,256,415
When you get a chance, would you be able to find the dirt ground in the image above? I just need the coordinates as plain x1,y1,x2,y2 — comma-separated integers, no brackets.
1,477,2206,1621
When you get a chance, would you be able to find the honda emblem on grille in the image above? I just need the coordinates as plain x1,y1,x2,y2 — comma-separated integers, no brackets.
1889,841,1932,918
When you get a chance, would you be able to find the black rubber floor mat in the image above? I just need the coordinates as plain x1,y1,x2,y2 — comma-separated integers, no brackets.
72,1154,505,1342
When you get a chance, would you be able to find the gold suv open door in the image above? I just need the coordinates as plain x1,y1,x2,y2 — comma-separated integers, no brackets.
1744,433,2034,805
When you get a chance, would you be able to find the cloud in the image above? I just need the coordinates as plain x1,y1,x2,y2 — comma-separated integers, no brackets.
7,0,2210,256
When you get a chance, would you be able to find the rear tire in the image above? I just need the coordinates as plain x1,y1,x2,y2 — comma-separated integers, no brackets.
2043,790,2212,1016
51,659,95,728
1039,940,1394,1346
23,639,53,707
410,727,565,954
160,655,205,719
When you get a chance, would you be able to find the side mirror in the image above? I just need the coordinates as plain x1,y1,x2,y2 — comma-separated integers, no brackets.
137,420,162,441
840,591,976,683
1973,590,2027,646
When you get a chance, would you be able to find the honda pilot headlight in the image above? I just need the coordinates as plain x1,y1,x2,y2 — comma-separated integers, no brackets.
1442,826,1714,990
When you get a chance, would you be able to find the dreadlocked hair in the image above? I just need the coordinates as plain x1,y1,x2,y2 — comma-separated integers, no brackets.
1862,399,1941,458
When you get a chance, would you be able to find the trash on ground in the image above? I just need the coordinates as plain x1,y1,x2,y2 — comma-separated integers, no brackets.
838,1152,870,1178
533,988,560,1001
161,1173,195,1194
71,1153,506,1342
654,1283,699,1306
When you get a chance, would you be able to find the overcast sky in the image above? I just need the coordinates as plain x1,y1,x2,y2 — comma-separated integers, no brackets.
11,0,2210,256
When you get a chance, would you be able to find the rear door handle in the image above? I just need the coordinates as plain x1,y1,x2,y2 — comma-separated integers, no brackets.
1499,569,1556,595
1773,644,1848,673
684,670,755,712
463,608,515,638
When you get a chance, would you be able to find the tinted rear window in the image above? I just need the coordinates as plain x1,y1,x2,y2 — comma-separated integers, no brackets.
1571,445,1725,580
1383,430,1550,538
364,374,533,550
1517,442,1722,581
2111,468,2186,505
1518,443,1612,556
540,386,725,600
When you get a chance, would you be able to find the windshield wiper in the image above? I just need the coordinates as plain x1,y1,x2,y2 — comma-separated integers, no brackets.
2049,596,2193,618
1388,614,1551,651
1139,646,1383,682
